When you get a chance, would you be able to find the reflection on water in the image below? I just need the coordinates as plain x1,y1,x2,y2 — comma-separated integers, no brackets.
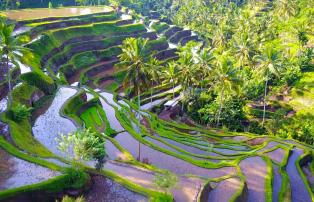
287,148,312,202
105,139,127,161
0,97,7,113
141,98,166,110
114,132,236,178
17,61,31,74
121,14,132,20
98,92,124,132
273,165,282,202
155,135,222,157
99,91,120,109
28,35,43,44
213,148,243,155
32,87,77,156
13,26,32,36
207,177,241,202
168,42,178,49
239,157,267,202
0,148,59,190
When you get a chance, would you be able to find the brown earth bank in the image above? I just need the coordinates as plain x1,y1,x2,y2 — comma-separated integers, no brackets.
47,30,157,74
181,35,200,46
169,30,192,44
40,31,156,72
246,137,268,146
164,26,183,38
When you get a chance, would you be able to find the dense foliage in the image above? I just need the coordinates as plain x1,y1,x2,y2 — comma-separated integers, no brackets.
112,0,314,144
0,0,313,144
174,0,313,143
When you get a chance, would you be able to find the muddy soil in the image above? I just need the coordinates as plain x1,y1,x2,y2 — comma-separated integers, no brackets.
85,175,147,202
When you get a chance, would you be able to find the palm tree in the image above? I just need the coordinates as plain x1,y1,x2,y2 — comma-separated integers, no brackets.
163,61,178,99
118,37,151,161
275,0,298,19
211,26,226,48
0,18,31,108
118,37,151,112
195,48,214,90
254,44,282,126
212,54,241,127
147,57,162,105
177,46,195,110
232,33,255,68
292,21,310,49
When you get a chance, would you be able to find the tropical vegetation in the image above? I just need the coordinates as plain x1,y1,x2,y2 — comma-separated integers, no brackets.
0,1,313,202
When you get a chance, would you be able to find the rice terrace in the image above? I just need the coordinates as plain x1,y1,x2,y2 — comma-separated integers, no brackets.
0,0,313,202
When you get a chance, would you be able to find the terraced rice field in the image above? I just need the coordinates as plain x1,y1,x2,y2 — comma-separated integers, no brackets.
0,5,313,202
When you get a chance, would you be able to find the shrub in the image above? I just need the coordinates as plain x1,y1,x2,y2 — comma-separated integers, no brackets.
153,171,178,194
56,128,106,169
8,104,32,122
280,65,301,85
61,196,85,202
63,167,89,189
268,113,314,145
300,48,314,71
247,121,266,135
197,98,246,131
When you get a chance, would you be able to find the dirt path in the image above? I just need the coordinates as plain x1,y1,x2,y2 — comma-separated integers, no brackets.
239,156,267,202
286,148,312,202
207,177,242,202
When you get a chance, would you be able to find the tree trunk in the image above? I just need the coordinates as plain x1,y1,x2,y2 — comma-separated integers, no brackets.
200,75,204,91
216,87,224,127
262,73,268,127
150,81,153,105
172,79,175,99
137,84,141,161
181,90,184,112
6,55,12,109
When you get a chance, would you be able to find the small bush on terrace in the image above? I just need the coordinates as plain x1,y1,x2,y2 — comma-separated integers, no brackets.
56,128,107,170
8,103,32,122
